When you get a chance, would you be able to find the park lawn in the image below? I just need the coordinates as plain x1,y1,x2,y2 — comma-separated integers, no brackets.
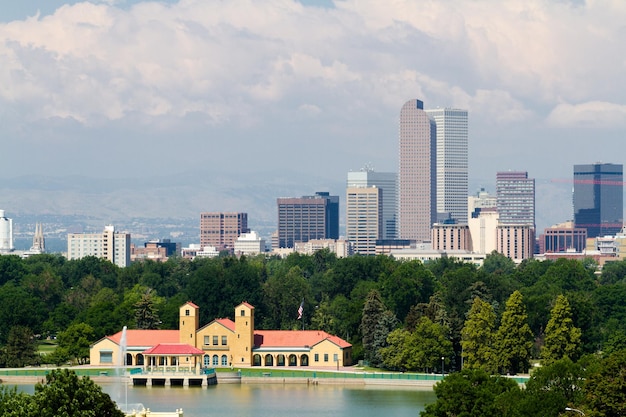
38,340,58,355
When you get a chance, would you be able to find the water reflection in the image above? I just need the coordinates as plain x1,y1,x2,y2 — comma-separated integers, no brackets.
14,382,436,417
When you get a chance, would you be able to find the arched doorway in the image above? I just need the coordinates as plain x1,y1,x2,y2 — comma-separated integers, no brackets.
264,354,273,366
125,353,133,366
288,354,297,366
136,354,144,366
300,354,309,366
253,354,261,366
277,354,285,366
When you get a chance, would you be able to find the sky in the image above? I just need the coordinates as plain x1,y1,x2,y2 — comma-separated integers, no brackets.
1,0,626,228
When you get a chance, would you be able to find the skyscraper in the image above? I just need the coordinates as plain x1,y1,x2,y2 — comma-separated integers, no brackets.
398,99,436,242
346,186,382,255
425,108,469,224
200,212,249,250
277,192,339,248
67,225,131,267
496,171,535,227
573,163,623,238
347,168,397,239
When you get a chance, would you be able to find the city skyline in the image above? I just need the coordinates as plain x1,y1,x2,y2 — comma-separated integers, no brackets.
1,1,626,235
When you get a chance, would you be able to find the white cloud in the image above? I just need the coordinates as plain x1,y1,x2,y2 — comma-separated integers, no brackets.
547,101,626,128
1,0,625,128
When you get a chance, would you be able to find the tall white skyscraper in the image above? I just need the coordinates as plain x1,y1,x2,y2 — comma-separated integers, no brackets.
398,99,436,242
347,168,397,239
346,186,382,255
426,108,468,224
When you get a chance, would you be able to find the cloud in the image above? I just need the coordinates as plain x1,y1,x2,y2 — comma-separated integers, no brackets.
547,101,626,128
1,0,625,128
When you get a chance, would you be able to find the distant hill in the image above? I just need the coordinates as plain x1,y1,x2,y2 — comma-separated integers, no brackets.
1,173,573,243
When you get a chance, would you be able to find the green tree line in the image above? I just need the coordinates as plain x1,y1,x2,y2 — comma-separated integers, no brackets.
1,250,626,370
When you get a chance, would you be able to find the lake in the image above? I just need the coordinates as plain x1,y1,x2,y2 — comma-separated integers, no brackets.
18,383,437,417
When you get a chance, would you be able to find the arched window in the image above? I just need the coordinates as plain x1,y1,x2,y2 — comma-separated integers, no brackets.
277,354,285,366
136,354,144,366
288,354,297,366
264,354,273,366
204,355,210,367
126,353,133,366
300,354,309,366
221,355,228,366
253,354,261,366
212,355,219,366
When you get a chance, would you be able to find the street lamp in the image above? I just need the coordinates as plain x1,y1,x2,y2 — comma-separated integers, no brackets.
441,356,445,376
565,407,585,416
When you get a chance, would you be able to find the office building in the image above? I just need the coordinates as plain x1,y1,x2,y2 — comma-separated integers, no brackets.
468,188,497,216
277,192,339,248
539,222,587,253
573,163,624,238
398,99,437,242
347,168,397,239
200,212,249,250
67,225,131,267
294,239,351,258
496,171,535,227
234,231,266,256
496,225,534,262
426,108,469,224
131,239,180,262
346,186,382,255
431,223,471,251
468,207,499,255
0,210,13,253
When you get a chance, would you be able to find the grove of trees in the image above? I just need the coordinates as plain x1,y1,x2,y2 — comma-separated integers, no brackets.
0,250,625,376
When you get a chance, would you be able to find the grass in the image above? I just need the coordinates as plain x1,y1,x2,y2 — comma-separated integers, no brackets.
37,340,58,355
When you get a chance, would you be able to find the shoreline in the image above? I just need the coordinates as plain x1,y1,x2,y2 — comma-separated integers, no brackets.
1,374,438,389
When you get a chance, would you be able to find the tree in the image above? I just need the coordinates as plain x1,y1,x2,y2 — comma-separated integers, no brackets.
520,357,586,417
482,250,516,276
461,297,497,372
380,260,434,321
57,323,95,365
134,290,161,329
0,385,34,417
2,325,39,367
495,290,534,374
541,294,582,365
32,369,124,417
584,349,626,417
381,316,453,372
420,368,521,417
359,289,398,367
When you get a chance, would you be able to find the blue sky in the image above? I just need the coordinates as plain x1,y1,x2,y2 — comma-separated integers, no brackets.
1,0,626,229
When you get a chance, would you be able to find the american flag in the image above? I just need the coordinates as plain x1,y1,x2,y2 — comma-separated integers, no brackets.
297,300,304,320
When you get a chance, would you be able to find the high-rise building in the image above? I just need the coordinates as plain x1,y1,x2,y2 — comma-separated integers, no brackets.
573,163,624,238
200,212,249,250
496,171,535,227
67,225,131,267
347,168,397,239
0,210,14,253
426,108,469,224
398,99,437,242
346,186,382,255
277,192,339,248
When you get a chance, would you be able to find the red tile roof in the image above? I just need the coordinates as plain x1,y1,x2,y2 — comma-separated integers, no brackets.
239,301,255,309
215,318,236,331
143,343,204,355
254,330,351,349
183,301,200,309
106,330,179,347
